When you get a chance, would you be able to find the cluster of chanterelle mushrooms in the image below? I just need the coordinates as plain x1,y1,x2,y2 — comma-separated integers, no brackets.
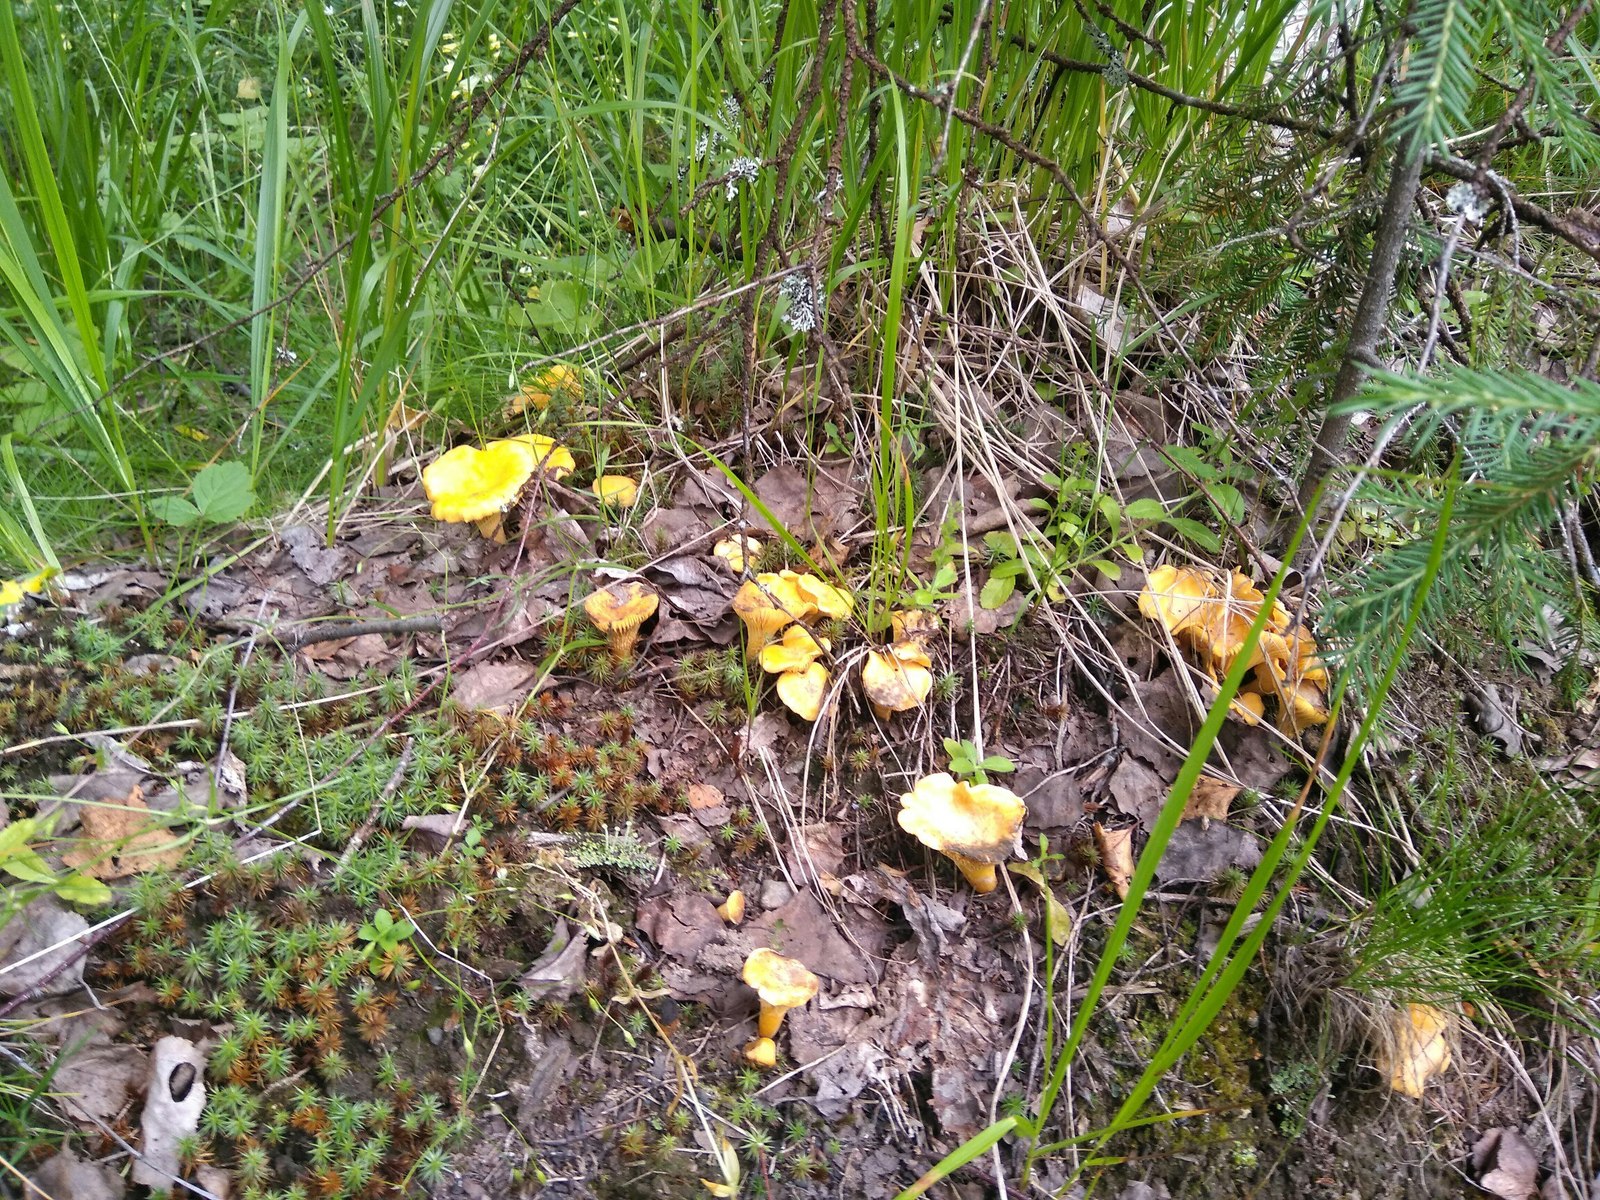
1138,563,1330,736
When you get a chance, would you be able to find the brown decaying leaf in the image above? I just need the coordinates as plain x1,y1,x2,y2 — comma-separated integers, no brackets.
1094,823,1135,899
61,786,185,879
1471,1128,1540,1200
1183,774,1240,822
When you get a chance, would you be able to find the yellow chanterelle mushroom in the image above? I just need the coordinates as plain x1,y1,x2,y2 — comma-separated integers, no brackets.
582,580,659,660
897,772,1027,893
742,948,820,1040
422,440,539,523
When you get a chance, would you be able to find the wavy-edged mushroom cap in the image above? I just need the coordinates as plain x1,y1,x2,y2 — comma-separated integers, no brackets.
583,581,659,659
758,625,830,675
733,573,815,656
423,441,538,523
1276,680,1329,737
591,475,639,508
775,661,829,722
1138,564,1215,638
897,772,1026,893
505,433,576,480
742,948,821,1038
861,641,933,718
743,1037,777,1069
790,572,852,620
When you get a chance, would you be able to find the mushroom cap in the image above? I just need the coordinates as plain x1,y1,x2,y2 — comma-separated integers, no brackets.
504,433,576,479
758,625,830,675
512,364,583,413
583,580,659,636
1230,689,1266,726
592,474,639,507
717,891,747,925
1379,1003,1452,1097
890,608,940,645
1138,564,1215,638
861,642,933,716
742,948,821,1009
775,662,829,721
423,440,539,523
790,572,853,620
714,536,761,573
897,772,1026,866
1277,681,1329,736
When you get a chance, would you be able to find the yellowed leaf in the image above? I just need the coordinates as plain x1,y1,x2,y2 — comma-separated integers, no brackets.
1008,862,1071,946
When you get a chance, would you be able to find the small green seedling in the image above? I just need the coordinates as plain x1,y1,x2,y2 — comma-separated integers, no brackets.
357,908,416,960
943,738,1015,785
149,461,256,528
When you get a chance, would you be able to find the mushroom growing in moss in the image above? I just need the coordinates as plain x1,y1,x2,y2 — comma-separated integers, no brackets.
742,948,820,1040
757,625,832,722
422,440,539,523
714,536,762,574
592,475,639,508
775,662,829,722
583,581,659,660
742,1036,777,1069
897,772,1027,893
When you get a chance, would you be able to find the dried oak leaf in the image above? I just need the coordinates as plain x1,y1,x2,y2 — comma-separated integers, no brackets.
61,786,185,879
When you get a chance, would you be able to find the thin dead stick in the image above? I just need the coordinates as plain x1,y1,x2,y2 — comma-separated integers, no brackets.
279,614,444,651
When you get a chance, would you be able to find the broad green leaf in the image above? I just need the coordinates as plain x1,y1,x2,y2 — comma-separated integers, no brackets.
1161,517,1221,552
1009,862,1071,947
150,495,202,527
1162,444,1218,480
2,847,58,884
980,574,1015,610
1123,498,1168,521
1208,482,1246,524
191,462,256,523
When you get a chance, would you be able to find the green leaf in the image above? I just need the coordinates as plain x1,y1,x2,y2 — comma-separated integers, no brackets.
0,816,40,856
1208,482,1246,524
1162,445,1218,480
191,461,256,523
979,755,1015,775
149,495,202,527
3,848,59,884
1161,516,1222,552
54,872,112,907
1123,498,1168,522
979,574,1015,610
1009,862,1071,947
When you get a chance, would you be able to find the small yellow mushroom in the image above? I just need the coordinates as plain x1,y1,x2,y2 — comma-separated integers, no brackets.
1377,1003,1452,1097
742,948,820,1039
758,624,830,675
510,363,583,414
422,440,538,523
716,891,747,925
592,474,640,508
897,772,1027,894
742,1036,777,1069
583,581,659,660
1276,680,1330,737
505,433,575,480
713,536,762,573
861,641,934,719
732,573,815,657
775,662,829,722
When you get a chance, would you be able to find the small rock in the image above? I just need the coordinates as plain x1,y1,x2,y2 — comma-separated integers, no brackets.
0,896,89,997
759,879,794,909
427,1026,445,1046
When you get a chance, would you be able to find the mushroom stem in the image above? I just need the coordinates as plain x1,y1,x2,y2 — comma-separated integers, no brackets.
757,1002,791,1040
945,852,999,894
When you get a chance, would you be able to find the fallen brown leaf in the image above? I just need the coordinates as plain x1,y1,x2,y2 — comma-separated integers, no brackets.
61,786,185,879
1183,774,1240,821
1094,823,1136,899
